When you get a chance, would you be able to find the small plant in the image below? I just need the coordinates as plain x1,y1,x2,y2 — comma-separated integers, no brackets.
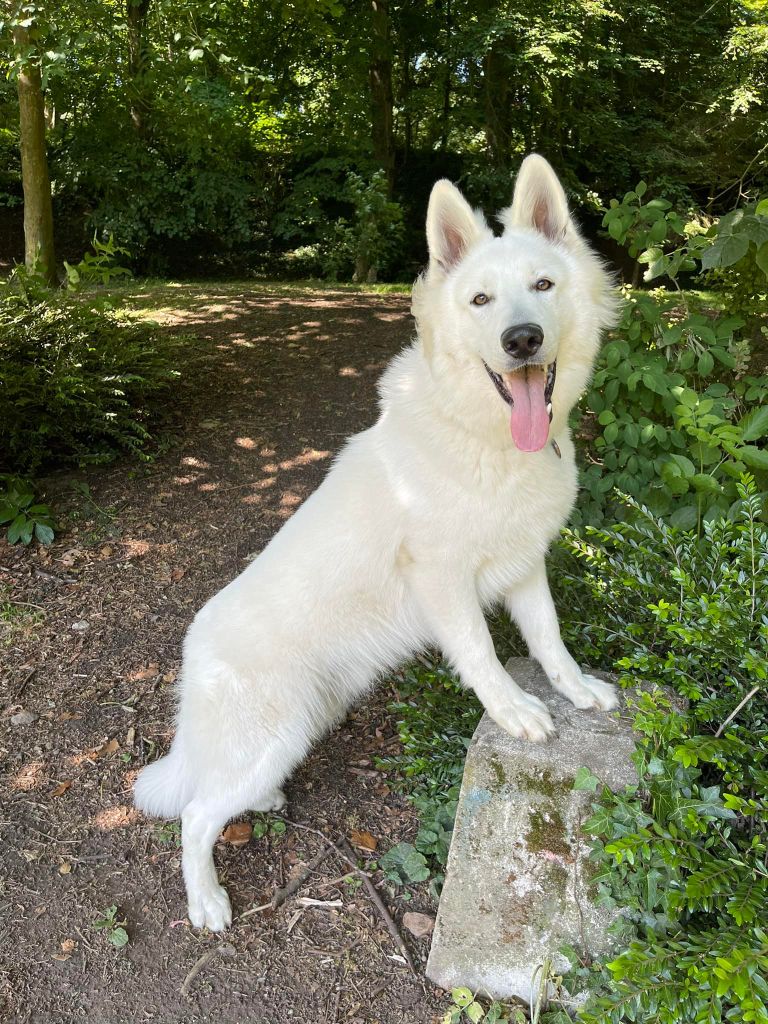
64,235,132,290
154,821,182,847
379,841,431,887
93,905,129,948
252,814,287,839
443,989,525,1024
0,476,55,545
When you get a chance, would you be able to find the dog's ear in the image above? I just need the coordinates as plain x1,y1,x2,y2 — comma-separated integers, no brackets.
501,154,574,243
426,180,490,272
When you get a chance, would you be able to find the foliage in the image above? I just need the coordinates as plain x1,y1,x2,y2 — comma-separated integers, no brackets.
442,988,525,1024
252,814,287,839
0,475,55,545
92,905,129,948
275,166,404,282
376,658,482,796
560,480,768,1024
0,270,181,474
2,0,767,275
63,234,132,290
576,187,768,530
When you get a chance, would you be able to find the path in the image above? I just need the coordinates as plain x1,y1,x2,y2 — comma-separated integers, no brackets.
0,285,444,1024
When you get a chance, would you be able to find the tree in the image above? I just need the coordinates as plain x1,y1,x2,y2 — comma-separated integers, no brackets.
12,16,56,285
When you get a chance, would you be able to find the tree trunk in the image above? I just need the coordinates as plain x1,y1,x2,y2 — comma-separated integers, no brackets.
484,39,515,172
369,0,395,194
126,0,153,137
439,0,452,151
13,24,56,286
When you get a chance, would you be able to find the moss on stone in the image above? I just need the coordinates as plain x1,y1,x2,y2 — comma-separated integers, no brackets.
488,753,507,791
525,806,572,861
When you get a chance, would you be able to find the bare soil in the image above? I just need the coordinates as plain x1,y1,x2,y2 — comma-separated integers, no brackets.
0,285,446,1024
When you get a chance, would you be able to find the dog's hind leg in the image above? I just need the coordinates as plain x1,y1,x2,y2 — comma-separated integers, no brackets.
505,561,618,711
182,797,235,931
177,715,312,931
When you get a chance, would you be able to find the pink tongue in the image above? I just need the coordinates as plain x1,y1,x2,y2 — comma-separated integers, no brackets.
502,368,550,452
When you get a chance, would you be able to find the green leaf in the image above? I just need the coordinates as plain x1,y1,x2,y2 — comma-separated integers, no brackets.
739,406,768,442
697,351,714,377
465,1003,484,1024
34,522,55,545
452,988,473,1009
6,514,28,545
573,767,599,792
603,422,619,445
669,504,698,530
737,445,768,472
700,232,749,270
109,927,129,948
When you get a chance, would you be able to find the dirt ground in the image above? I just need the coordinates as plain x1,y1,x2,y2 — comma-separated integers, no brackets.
0,284,448,1024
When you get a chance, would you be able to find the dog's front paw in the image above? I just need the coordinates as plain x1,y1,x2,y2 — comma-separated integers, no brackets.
562,673,619,711
491,693,556,743
188,881,232,932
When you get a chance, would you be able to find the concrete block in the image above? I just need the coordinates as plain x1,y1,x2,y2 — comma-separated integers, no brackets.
426,657,637,1005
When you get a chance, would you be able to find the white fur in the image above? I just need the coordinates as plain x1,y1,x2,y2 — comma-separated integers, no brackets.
134,154,619,931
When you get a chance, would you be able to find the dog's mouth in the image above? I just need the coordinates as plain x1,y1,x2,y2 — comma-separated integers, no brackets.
483,360,557,452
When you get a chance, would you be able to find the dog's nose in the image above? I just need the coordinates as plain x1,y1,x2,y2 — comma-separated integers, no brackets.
501,323,544,360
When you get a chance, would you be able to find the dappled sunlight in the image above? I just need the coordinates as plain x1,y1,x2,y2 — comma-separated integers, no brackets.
122,538,152,558
93,804,139,830
234,436,257,449
278,449,330,470
10,761,46,792
339,366,360,377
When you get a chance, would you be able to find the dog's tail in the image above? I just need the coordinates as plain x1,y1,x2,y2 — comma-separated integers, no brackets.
134,744,195,819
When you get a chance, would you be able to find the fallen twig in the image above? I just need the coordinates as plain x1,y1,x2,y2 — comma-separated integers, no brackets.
180,942,235,997
337,836,417,976
271,846,333,909
239,845,332,920
279,819,417,975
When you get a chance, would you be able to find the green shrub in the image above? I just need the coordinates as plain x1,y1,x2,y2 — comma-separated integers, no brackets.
0,475,55,545
0,273,181,474
561,479,767,1023
575,187,768,529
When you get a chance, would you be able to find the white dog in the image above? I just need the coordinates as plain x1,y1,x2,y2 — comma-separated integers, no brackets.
135,154,618,932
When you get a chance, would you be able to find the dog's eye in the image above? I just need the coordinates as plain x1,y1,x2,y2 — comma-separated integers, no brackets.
534,278,554,292
471,293,490,306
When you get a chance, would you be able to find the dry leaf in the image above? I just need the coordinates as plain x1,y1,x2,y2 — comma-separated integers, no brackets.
170,568,185,582
51,781,72,798
99,545,114,558
162,670,176,684
52,938,77,961
58,711,83,722
350,829,378,852
125,726,135,747
221,822,252,846
92,738,119,759
130,663,159,681
402,912,434,938
59,862,72,875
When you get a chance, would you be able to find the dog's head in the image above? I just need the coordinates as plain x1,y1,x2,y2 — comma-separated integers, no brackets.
413,155,616,451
